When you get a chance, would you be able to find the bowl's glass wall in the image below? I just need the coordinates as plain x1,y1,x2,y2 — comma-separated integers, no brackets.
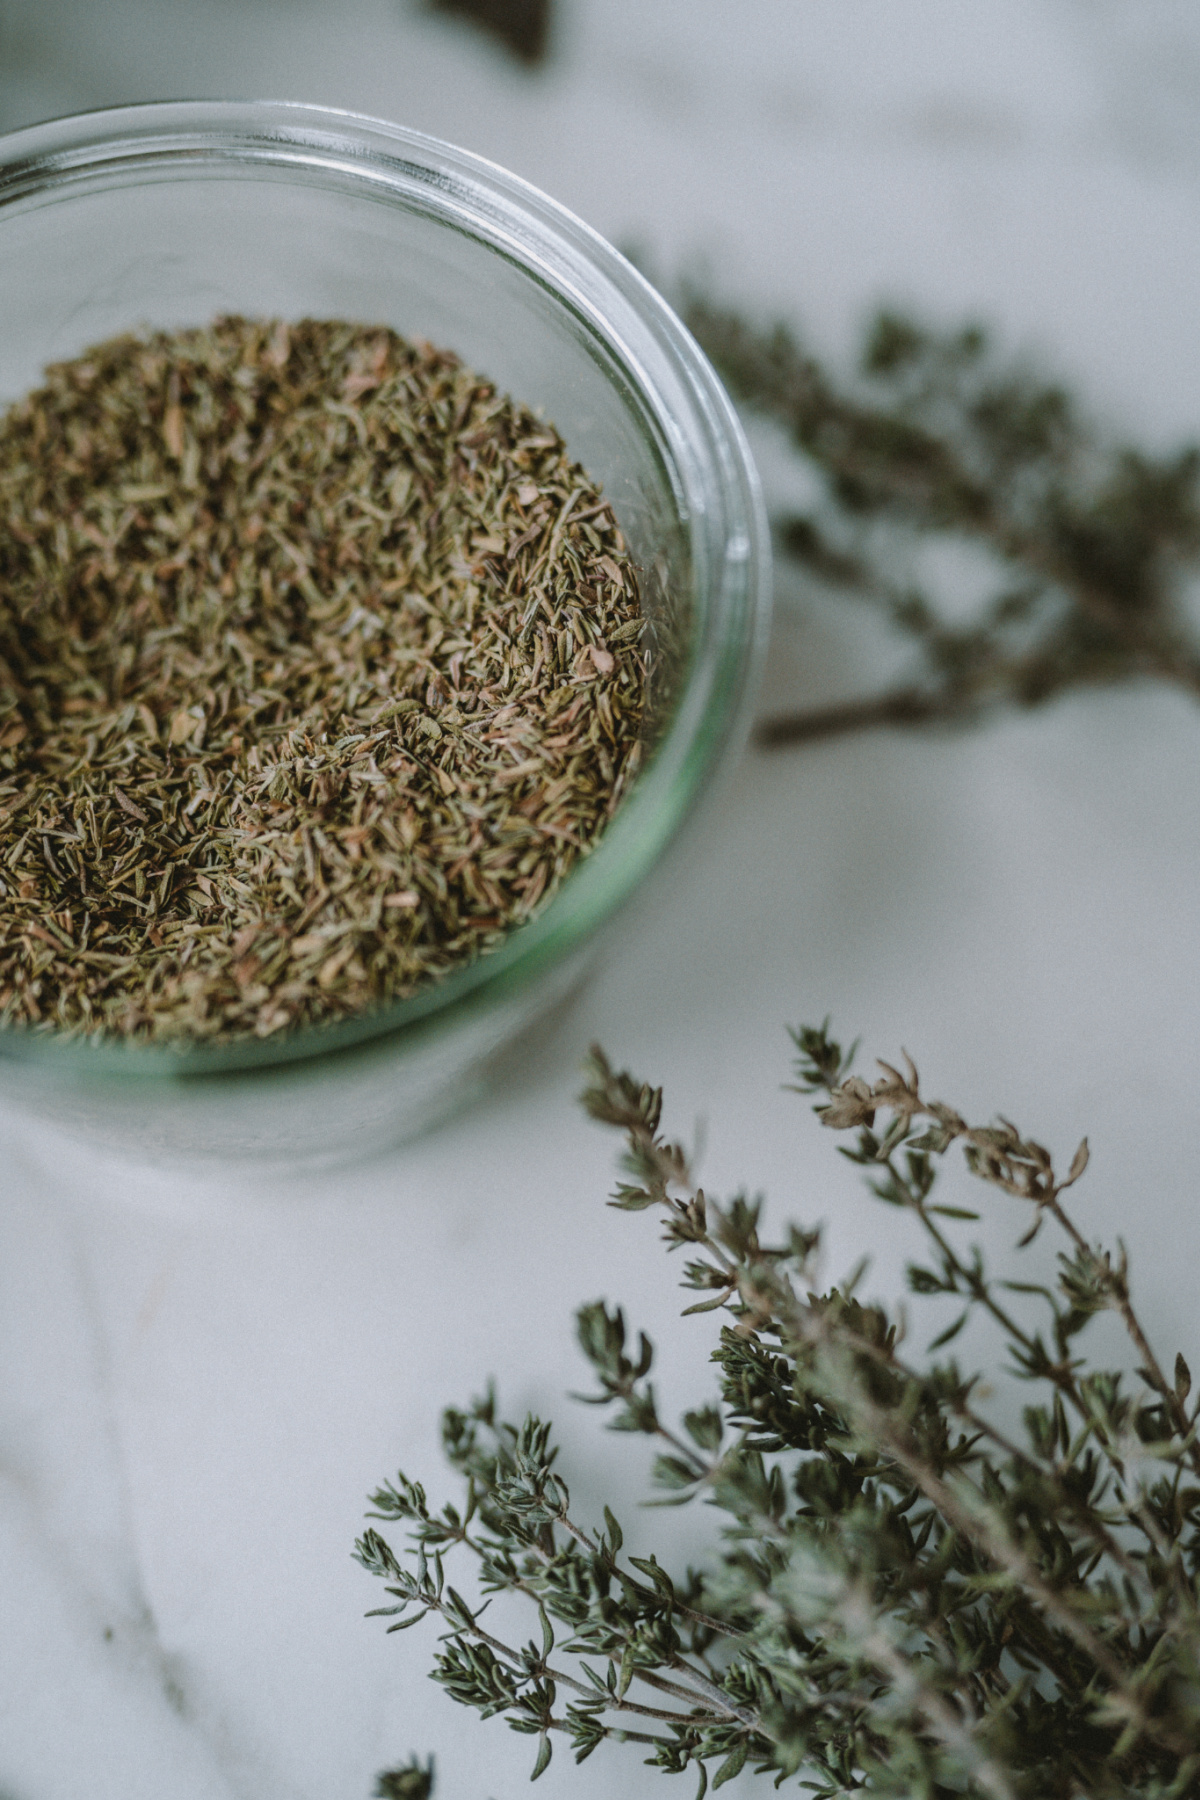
0,106,768,1156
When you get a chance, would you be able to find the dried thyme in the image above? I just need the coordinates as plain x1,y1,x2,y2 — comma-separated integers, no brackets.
682,298,1200,745
0,317,645,1043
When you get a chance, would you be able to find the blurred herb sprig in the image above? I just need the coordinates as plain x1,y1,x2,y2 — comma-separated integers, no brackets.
374,1761,436,1799
359,1026,1200,1795
682,299,1200,745
421,0,552,65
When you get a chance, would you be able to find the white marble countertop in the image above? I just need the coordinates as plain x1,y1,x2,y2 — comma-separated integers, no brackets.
2,4,1200,1795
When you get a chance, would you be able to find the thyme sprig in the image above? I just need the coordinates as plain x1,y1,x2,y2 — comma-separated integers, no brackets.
359,1027,1200,1795
682,299,1200,745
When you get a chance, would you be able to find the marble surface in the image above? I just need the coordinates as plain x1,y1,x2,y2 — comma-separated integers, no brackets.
2,4,1200,1794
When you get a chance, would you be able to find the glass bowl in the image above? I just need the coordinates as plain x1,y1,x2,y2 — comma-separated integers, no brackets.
0,101,770,1165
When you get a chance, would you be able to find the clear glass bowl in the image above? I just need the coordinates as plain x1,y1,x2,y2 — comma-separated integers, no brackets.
0,101,770,1164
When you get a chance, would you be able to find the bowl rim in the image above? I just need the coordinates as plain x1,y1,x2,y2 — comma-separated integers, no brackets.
0,99,771,1079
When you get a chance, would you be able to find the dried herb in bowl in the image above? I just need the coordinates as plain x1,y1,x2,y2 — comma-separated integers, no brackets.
0,317,646,1044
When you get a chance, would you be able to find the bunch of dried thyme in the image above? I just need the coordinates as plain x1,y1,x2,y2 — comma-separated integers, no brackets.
0,317,645,1044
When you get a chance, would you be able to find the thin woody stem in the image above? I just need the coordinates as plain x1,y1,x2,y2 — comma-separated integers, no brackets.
448,1506,753,1679
859,1089,1200,1487
653,1156,1188,1759
548,1508,748,1646
852,1612,1018,1800
754,651,1200,752
547,1718,664,1747
879,1149,1041,1352
778,1298,1197,1763
660,1196,1115,1729
426,1594,719,1730
830,1291,1159,1603
756,687,949,747
1044,1192,1200,1476
699,1442,1021,1790
785,1059,1195,1599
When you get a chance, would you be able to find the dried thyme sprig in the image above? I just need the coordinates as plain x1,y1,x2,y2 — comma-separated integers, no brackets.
682,297,1200,745
361,1027,1200,1795
0,318,644,1042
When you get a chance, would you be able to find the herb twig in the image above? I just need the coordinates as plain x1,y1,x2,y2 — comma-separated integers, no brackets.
361,1023,1200,1794
681,299,1200,747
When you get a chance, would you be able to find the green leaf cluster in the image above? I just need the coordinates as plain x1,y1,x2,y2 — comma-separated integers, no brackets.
359,1024,1200,1796
374,1760,435,1799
